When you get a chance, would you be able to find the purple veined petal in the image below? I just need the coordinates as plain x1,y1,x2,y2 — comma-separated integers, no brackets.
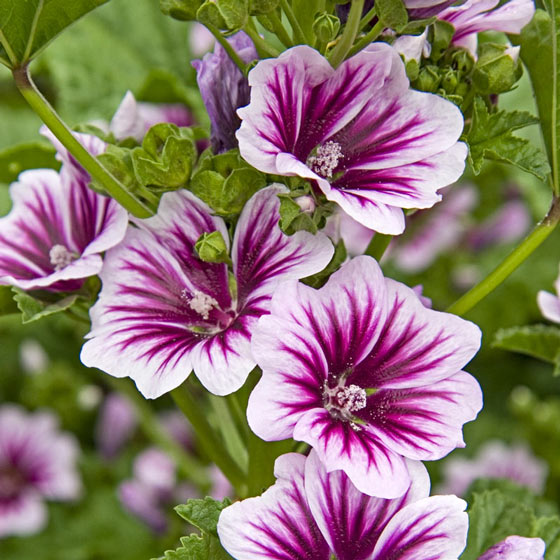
0,169,127,291
537,290,560,324
358,371,483,461
370,494,468,559
351,278,481,391
393,29,431,63
304,450,430,560
0,491,47,538
232,184,334,304
478,536,546,560
324,210,374,257
293,408,412,499
217,453,331,560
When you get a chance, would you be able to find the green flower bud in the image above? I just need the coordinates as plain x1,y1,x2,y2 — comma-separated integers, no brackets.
195,231,231,264
441,69,458,94
197,0,248,31
430,20,454,62
313,12,341,44
249,0,279,15
160,0,202,21
473,43,522,95
413,65,441,93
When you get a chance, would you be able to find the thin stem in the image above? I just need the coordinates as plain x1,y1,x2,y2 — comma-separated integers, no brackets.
13,66,152,218
203,23,246,74
23,0,44,62
171,382,246,493
365,232,392,261
108,378,209,488
328,0,365,68
551,0,559,195
347,19,384,59
244,20,281,58
263,12,294,48
279,0,307,45
0,28,17,67
359,6,378,31
447,196,560,317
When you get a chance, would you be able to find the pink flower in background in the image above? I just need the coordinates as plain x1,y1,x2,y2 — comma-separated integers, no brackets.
538,264,560,324
437,440,547,496
0,405,81,538
237,43,466,234
248,256,482,498
95,393,137,460
218,451,468,559
81,185,333,398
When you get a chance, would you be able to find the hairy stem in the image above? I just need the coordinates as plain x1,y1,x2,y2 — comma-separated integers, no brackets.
328,0,365,68
171,382,246,493
13,66,152,218
447,196,560,317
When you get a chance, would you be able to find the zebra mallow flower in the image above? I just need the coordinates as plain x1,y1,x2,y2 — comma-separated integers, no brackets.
0,165,128,292
0,405,81,538
438,0,535,56
247,256,482,498
218,450,468,559
80,184,333,398
479,536,545,560
237,43,467,235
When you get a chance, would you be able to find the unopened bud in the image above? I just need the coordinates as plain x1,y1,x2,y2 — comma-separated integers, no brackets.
413,65,441,92
195,231,231,264
313,12,341,43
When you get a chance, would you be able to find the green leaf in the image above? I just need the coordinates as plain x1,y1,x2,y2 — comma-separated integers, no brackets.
467,97,551,180
461,489,535,560
430,20,454,62
0,0,110,68
472,42,522,95
197,0,248,31
532,516,560,559
375,0,408,32
292,0,323,43
12,288,79,324
160,0,203,21
175,497,231,536
302,240,346,289
0,141,58,183
520,8,558,191
492,324,560,370
0,286,18,315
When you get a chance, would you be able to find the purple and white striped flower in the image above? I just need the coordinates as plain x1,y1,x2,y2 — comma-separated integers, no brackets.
537,264,560,324
479,536,545,560
237,43,467,234
81,184,333,398
0,165,128,292
218,451,468,559
439,0,535,55
0,405,81,538
247,256,482,498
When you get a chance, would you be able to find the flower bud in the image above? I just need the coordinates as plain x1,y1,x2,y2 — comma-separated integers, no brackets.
195,231,231,264
313,12,341,43
413,65,441,92
160,0,202,20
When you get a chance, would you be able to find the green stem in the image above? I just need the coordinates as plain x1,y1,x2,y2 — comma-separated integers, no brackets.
244,20,281,58
347,19,384,59
551,0,559,195
203,23,247,74
365,232,393,261
108,378,209,488
171,382,246,492
447,196,560,317
0,28,18,67
328,0,365,68
359,6,377,31
264,12,294,48
279,0,307,45
208,394,249,472
12,66,152,218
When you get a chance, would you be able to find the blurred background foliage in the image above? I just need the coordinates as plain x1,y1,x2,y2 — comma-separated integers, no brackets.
1,0,560,557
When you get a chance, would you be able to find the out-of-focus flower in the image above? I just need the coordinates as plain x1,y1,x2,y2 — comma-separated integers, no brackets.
189,23,215,56
248,256,482,498
0,166,128,292
537,264,560,324
193,31,257,153
479,536,545,560
439,0,535,55
158,410,192,450
108,91,193,143
19,339,49,375
95,393,137,460
218,451,468,559
81,185,333,398
0,405,81,538
437,440,548,496
237,43,466,234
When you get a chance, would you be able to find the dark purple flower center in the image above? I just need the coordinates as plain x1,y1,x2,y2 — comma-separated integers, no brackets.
0,463,27,501
307,141,343,179
181,289,236,332
323,380,367,427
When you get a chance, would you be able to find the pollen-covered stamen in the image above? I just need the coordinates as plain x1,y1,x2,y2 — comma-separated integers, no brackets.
49,244,76,271
185,290,219,320
307,141,343,178
323,381,368,423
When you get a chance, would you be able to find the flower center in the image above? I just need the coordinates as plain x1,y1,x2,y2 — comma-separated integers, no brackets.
49,244,75,271
184,290,219,321
323,381,367,428
0,464,26,501
307,141,343,178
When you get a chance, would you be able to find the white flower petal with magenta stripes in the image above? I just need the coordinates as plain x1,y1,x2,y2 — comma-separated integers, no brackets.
237,43,466,232
0,168,127,291
82,186,332,398
370,495,468,559
305,451,430,560
479,536,545,560
217,453,331,560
